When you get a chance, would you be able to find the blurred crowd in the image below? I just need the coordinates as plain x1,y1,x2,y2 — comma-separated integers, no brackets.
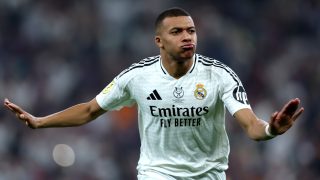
0,0,319,179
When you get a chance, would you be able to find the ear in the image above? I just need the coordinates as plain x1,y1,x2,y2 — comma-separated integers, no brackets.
155,36,163,48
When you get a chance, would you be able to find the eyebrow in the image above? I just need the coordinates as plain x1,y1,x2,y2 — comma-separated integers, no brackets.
169,26,195,31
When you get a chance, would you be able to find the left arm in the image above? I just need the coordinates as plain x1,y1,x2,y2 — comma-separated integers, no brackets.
234,98,304,141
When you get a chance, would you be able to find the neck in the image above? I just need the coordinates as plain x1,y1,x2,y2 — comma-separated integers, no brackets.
161,53,194,79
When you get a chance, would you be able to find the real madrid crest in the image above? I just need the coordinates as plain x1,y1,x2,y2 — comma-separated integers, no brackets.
194,83,207,100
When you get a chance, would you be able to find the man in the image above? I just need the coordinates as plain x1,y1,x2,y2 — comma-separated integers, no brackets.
4,7,304,180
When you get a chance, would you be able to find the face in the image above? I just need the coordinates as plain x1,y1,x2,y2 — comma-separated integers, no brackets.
155,16,197,61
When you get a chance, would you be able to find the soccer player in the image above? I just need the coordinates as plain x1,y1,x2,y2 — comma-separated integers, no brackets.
4,7,304,180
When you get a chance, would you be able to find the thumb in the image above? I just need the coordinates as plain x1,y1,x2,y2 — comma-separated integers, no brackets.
19,114,26,119
19,113,35,128
270,111,278,124
19,113,32,122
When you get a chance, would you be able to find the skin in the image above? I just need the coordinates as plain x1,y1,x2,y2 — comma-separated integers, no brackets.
234,98,304,140
155,16,197,79
4,98,105,129
3,16,304,141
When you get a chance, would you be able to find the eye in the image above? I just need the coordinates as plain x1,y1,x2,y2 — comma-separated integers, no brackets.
188,28,196,34
170,28,182,35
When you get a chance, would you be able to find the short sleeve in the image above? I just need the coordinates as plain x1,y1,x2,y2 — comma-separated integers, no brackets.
96,76,135,111
219,66,251,115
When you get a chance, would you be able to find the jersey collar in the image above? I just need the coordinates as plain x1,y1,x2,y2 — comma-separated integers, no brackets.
159,54,197,78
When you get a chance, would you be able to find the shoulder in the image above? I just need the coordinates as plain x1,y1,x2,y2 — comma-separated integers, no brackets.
116,55,160,80
196,54,241,84
196,54,231,73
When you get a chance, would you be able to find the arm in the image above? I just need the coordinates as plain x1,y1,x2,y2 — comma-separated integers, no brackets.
234,98,304,141
3,98,106,129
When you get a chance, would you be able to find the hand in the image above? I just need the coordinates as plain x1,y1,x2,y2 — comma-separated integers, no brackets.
3,98,39,129
269,98,304,135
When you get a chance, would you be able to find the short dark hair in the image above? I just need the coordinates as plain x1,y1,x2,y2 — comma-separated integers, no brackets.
155,7,191,33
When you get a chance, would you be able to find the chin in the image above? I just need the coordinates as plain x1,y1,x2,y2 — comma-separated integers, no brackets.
181,51,195,59
169,50,195,62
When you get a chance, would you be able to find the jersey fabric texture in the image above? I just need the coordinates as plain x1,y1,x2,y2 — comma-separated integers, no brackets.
96,54,251,177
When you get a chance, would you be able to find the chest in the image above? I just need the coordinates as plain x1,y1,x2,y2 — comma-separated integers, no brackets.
130,72,220,110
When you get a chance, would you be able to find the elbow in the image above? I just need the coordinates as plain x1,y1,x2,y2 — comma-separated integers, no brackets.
86,102,106,122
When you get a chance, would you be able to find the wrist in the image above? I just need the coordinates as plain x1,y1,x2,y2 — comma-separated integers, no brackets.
35,117,44,128
265,124,277,138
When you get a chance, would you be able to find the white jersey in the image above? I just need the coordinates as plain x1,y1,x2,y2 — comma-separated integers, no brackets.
96,54,251,177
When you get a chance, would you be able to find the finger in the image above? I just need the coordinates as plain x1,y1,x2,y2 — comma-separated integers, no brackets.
291,107,304,121
4,104,17,113
269,111,278,124
17,113,32,126
279,98,300,117
4,101,28,121
4,103,14,112
18,113,33,127
4,98,9,105
20,114,26,120
4,98,14,111
6,102,25,115
272,111,278,118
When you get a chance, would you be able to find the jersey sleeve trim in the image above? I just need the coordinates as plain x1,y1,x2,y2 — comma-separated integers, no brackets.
197,55,241,86
117,56,160,79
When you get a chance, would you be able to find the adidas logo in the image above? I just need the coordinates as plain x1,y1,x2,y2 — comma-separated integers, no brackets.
147,90,162,100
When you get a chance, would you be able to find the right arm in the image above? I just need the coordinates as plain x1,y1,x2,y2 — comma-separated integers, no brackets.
3,98,106,129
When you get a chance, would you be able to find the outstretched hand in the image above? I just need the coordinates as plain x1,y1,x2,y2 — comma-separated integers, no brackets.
3,98,39,129
269,98,304,135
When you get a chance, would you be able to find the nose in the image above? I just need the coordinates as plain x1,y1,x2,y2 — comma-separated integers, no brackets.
182,31,192,41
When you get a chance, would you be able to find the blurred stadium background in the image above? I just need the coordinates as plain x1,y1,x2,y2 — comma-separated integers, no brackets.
0,0,319,179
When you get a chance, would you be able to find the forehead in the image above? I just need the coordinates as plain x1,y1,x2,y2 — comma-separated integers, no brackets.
161,16,195,30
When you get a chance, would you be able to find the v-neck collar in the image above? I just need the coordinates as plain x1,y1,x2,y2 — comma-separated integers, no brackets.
159,54,197,80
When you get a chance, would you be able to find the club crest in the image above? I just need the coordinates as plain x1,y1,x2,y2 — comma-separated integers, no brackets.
194,83,207,100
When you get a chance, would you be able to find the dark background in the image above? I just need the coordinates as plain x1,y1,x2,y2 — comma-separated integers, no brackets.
0,0,319,179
